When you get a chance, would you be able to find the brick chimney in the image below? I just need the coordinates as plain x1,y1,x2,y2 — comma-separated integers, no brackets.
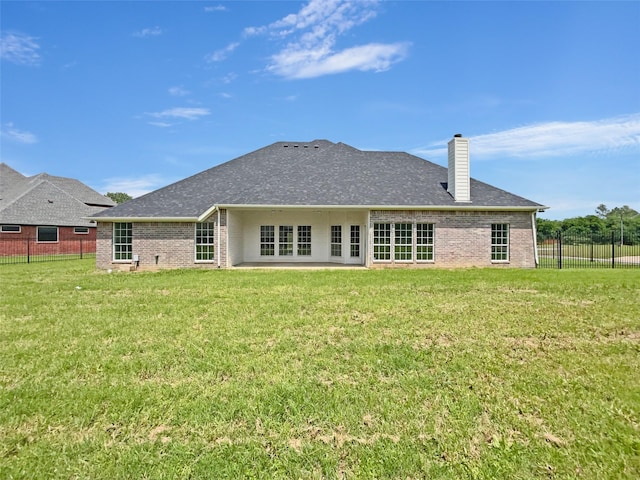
447,134,471,202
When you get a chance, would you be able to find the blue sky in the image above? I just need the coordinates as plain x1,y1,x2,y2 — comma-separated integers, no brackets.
1,0,639,220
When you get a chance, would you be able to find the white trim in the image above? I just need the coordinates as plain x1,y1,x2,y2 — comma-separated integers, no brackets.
74,227,90,234
92,216,199,223
91,204,547,224
1,225,21,233
36,226,58,243
215,204,547,212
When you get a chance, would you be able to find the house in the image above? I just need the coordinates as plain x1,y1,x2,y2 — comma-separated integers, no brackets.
0,163,116,255
91,135,547,270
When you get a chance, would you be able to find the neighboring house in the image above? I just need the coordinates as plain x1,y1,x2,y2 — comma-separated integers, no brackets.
92,135,547,270
0,163,116,255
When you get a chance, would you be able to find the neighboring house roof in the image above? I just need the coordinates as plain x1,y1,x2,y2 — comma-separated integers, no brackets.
92,140,545,220
0,163,116,227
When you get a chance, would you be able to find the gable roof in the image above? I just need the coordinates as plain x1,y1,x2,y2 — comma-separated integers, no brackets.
0,163,116,226
91,140,546,220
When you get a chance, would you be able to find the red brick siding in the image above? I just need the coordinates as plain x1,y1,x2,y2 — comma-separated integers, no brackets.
0,225,96,256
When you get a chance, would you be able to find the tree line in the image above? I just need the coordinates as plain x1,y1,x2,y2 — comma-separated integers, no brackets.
537,204,640,243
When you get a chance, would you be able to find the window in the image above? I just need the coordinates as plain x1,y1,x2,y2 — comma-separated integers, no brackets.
279,226,293,256
1,225,21,233
330,225,342,257
394,223,412,261
491,223,509,261
416,223,434,261
373,223,391,260
260,226,275,256
195,222,215,261
113,222,132,261
74,227,89,234
350,225,360,257
297,226,311,256
37,226,58,243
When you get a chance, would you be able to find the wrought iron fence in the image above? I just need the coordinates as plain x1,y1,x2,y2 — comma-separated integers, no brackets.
537,231,640,269
0,237,94,265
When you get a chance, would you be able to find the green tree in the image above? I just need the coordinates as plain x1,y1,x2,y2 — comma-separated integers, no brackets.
106,192,133,204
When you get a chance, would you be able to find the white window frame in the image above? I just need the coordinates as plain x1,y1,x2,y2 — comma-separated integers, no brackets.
260,226,275,256
350,225,360,258
195,222,215,262
297,225,311,256
74,227,90,235
373,223,392,261
330,225,342,257
37,226,58,243
491,223,510,262
1,225,21,233
113,222,132,261
394,223,412,262
279,225,294,256
416,223,435,262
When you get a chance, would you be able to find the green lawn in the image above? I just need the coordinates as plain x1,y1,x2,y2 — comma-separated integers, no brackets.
1,260,639,479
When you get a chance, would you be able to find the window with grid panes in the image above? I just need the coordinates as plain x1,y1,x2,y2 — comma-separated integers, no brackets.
350,225,360,257
297,225,311,256
113,222,132,260
330,225,342,256
373,223,391,260
394,223,412,261
416,223,434,261
279,226,293,256
260,226,275,256
491,223,509,261
195,222,215,261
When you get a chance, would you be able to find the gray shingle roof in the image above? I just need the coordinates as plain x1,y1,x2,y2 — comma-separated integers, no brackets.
91,140,545,219
0,163,115,226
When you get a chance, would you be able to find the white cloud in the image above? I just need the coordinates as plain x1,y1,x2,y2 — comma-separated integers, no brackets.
147,107,211,121
0,123,38,144
168,86,190,97
415,114,640,160
270,42,410,79
101,175,167,198
221,72,238,84
205,42,240,62
204,5,228,13
0,32,41,66
133,26,163,38
246,0,409,79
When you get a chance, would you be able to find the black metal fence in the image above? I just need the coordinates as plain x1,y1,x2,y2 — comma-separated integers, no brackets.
0,238,94,265
537,231,640,269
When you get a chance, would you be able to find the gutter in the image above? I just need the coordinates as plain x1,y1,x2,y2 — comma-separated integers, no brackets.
87,204,549,223
532,211,540,266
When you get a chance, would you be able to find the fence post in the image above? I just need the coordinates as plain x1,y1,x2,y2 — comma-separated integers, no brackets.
27,237,31,264
557,231,562,269
80,238,83,259
611,230,615,269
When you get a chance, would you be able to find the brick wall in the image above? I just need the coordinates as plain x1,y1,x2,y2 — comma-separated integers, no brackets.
96,209,537,270
0,225,96,256
96,210,227,270
368,210,536,268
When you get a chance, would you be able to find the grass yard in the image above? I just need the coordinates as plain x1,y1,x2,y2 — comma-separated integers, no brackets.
1,261,639,479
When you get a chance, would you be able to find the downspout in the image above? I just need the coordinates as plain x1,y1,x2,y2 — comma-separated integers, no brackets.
531,211,539,267
217,208,221,268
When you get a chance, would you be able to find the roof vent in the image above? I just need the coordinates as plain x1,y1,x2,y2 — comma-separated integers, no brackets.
283,145,288,148
314,145,319,149
294,145,299,148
